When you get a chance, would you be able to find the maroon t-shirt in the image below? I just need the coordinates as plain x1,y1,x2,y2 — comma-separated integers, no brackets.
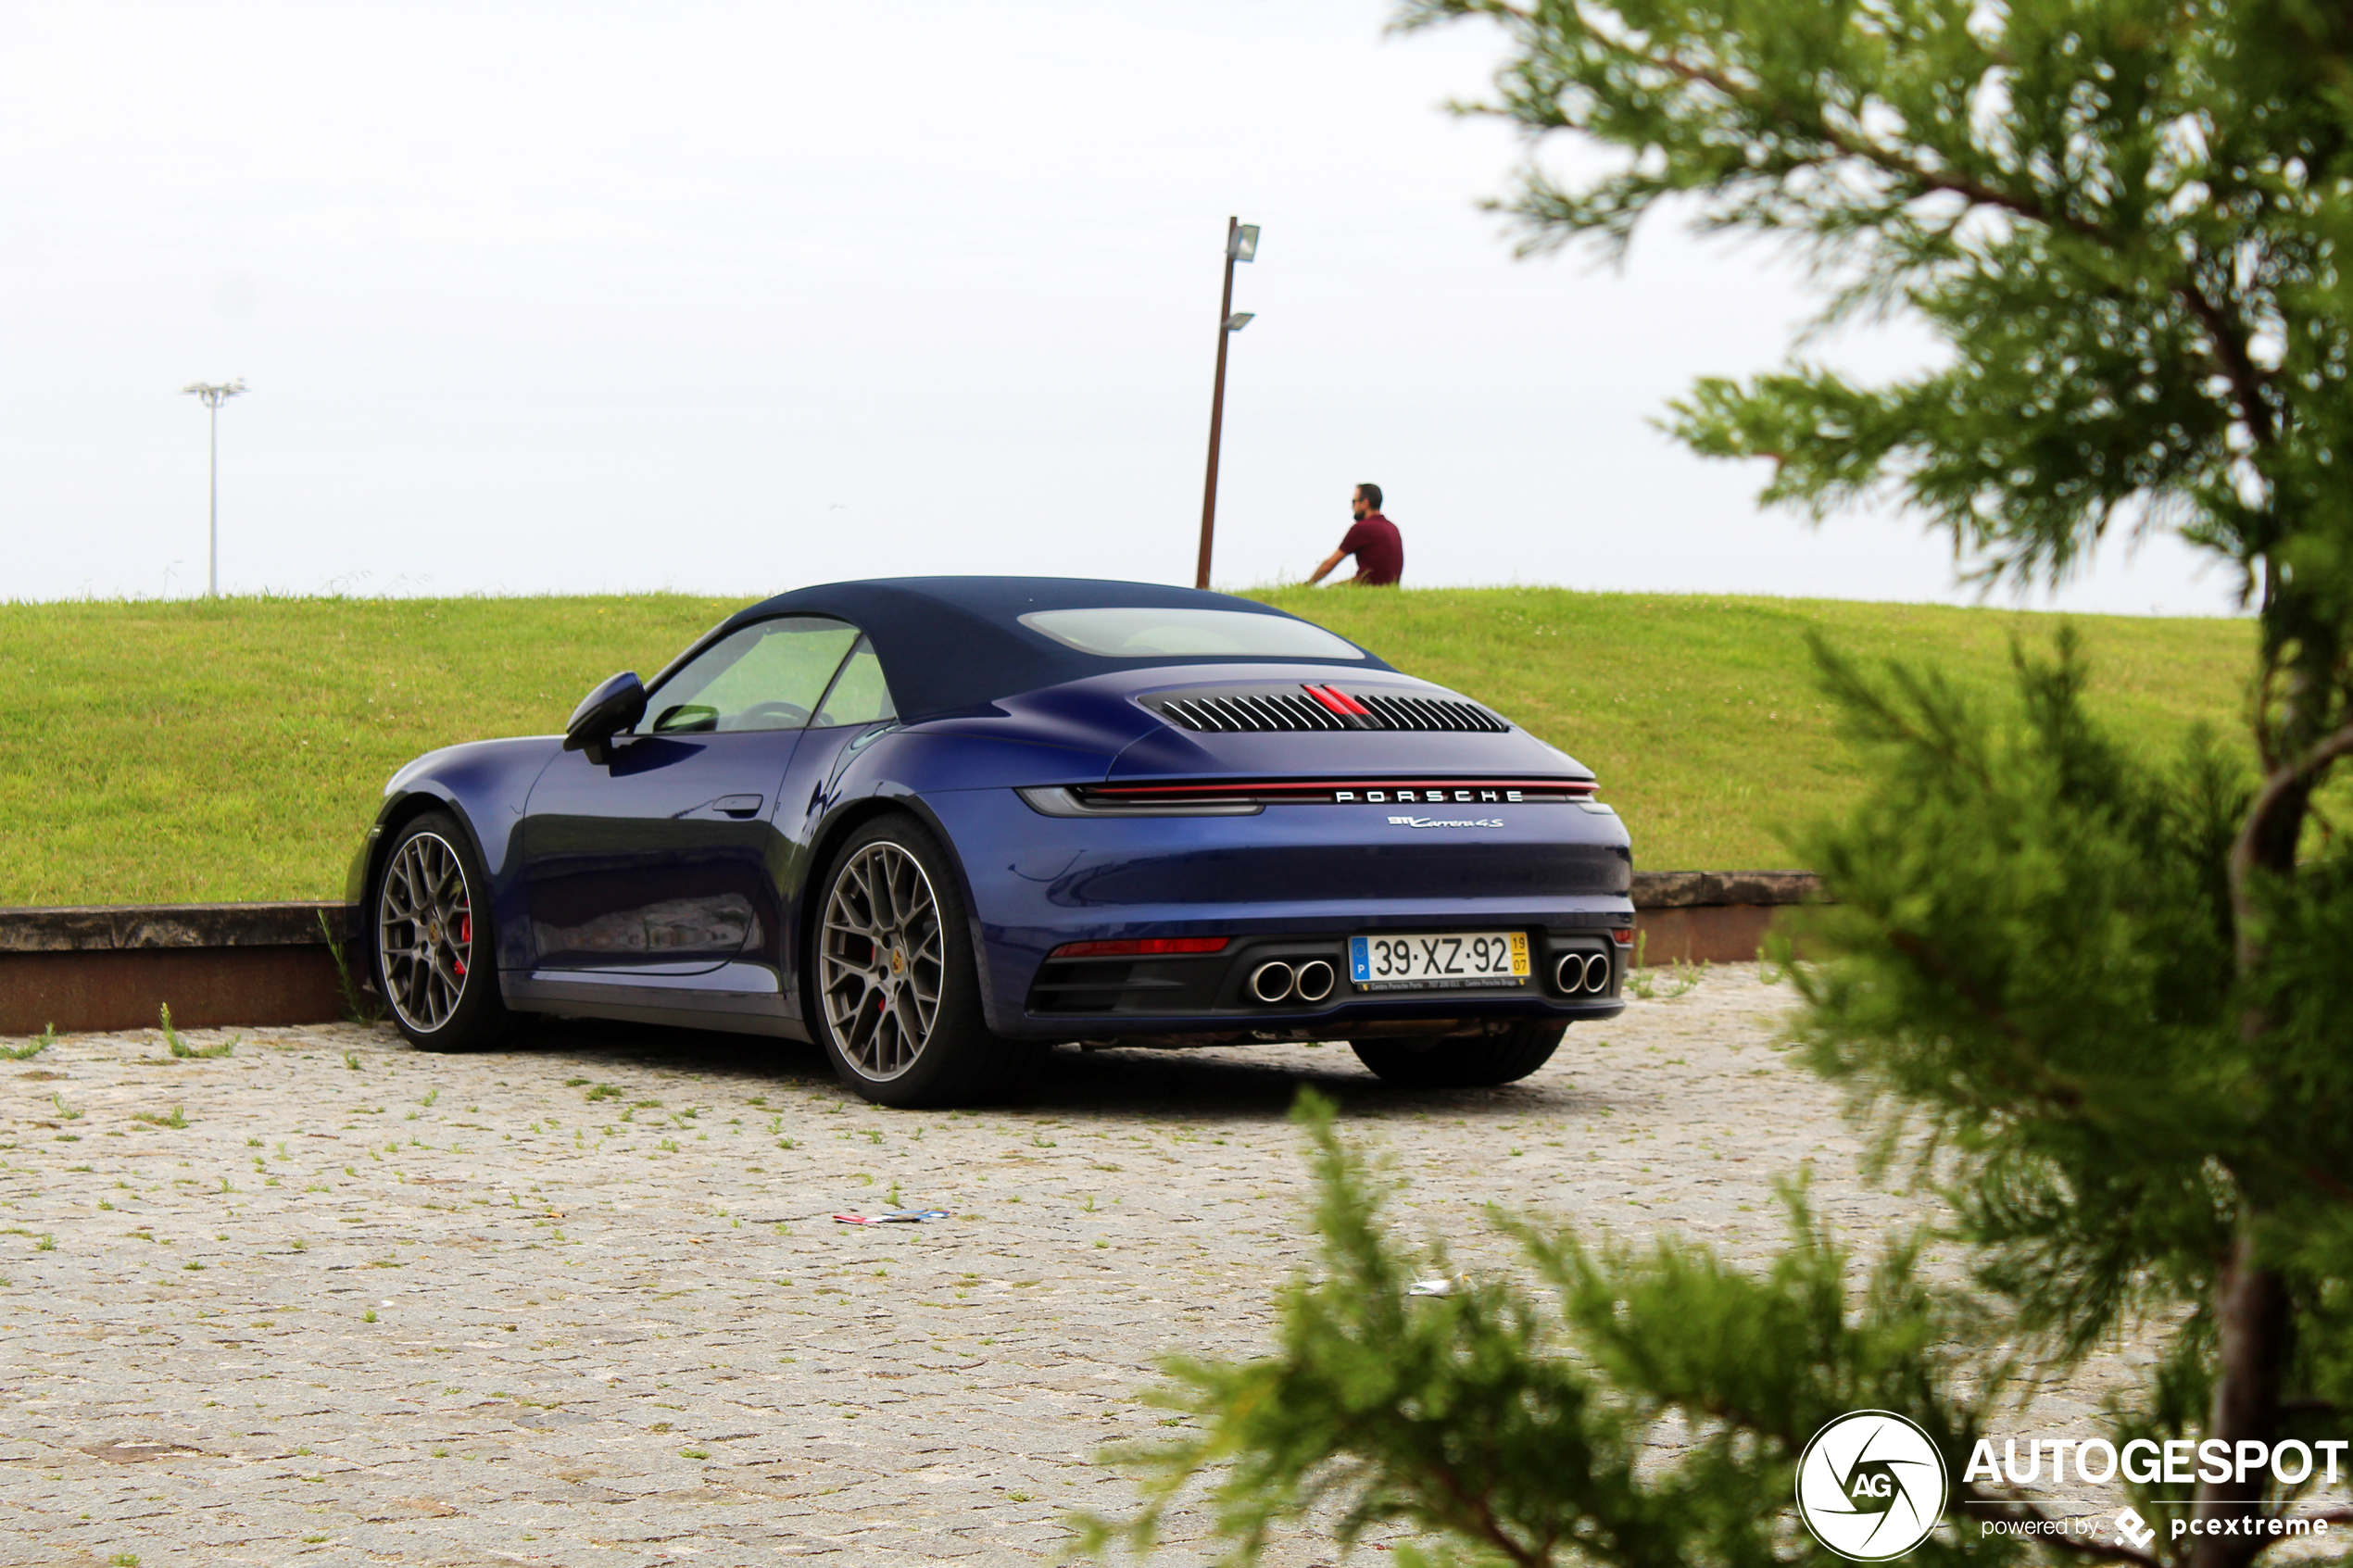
1338,514,1403,584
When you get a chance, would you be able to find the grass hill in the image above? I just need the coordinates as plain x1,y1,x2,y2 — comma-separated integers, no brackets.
0,589,2250,906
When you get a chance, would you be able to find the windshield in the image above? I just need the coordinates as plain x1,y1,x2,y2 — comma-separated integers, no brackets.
1018,607,1365,660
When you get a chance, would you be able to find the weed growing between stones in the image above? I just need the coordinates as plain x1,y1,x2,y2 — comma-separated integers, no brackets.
1,1025,56,1060
320,911,385,1023
159,1005,234,1059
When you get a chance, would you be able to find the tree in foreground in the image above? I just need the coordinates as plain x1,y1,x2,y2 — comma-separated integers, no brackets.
1088,0,2353,1563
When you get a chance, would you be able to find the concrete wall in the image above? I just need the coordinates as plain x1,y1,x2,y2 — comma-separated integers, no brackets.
0,874,1824,1035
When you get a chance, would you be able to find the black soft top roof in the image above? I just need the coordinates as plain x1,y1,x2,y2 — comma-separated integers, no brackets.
723,577,1394,721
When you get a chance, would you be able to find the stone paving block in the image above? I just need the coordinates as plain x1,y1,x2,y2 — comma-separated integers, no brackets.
0,973,2187,1563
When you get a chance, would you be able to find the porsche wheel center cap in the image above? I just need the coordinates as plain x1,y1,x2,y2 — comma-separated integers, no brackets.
889,947,905,975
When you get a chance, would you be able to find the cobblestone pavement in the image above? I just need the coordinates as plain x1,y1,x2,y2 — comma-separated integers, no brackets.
0,971,2090,1566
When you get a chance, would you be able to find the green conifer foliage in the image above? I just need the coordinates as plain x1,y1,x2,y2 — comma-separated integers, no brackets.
1092,2,2353,1563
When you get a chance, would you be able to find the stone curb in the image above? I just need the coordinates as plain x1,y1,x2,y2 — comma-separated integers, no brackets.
0,901,356,954
0,876,1827,1035
0,872,1824,954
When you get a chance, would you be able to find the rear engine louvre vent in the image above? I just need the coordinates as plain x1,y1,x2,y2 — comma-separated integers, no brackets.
1146,684,1509,734
1152,690,1347,734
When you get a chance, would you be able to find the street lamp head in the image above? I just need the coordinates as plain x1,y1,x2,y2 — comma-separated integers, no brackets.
1224,312,1254,332
1230,223,1260,262
180,378,249,407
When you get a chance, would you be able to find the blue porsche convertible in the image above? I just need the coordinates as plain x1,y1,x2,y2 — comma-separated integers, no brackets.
350,578,1633,1105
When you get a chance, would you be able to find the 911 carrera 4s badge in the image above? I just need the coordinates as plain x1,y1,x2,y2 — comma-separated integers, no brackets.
1387,815,1505,828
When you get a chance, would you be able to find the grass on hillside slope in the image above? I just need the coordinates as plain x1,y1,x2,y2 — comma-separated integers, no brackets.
0,589,2252,907
1252,585,2254,874
2,596,741,907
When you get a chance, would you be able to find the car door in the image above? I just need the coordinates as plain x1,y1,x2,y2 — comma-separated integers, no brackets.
518,615,862,977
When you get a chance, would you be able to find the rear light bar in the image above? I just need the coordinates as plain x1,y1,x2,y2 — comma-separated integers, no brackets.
1048,936,1231,960
1078,778,1597,808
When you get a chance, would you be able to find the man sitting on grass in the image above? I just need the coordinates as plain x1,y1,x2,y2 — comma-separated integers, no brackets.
1306,483,1403,586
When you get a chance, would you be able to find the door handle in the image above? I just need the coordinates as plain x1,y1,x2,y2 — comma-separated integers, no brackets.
712,794,764,819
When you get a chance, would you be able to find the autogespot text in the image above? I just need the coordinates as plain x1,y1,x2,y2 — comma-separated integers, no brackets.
1964,1437,2351,1487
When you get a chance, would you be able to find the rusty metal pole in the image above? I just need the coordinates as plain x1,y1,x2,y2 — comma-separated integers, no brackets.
1194,217,1240,591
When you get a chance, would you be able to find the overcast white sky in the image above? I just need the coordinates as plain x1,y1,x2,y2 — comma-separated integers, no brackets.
0,1,2238,614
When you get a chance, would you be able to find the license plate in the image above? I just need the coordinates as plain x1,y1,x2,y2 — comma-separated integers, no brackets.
1349,931,1529,991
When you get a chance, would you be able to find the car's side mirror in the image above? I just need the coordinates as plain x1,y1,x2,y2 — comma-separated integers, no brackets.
563,671,647,764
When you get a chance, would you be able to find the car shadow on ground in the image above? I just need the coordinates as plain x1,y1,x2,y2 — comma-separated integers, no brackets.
494,1018,1587,1124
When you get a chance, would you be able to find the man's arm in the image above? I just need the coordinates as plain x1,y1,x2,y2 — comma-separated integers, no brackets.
1304,546,1349,585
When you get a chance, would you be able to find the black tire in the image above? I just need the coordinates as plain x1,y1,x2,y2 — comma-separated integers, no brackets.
371,810,515,1052
1350,1021,1567,1088
810,814,1042,1108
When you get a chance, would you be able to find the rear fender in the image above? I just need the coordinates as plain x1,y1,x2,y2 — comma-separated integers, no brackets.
792,782,999,1041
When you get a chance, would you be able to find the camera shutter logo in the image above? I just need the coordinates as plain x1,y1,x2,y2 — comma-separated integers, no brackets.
1794,1411,1950,1561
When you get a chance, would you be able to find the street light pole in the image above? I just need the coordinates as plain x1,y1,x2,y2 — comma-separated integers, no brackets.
180,379,248,597
1194,218,1258,591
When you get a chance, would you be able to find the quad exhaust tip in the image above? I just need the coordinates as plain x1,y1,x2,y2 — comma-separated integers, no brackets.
1292,959,1336,1003
1556,950,1613,996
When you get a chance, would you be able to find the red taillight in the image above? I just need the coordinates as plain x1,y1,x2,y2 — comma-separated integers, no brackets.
1049,936,1231,960
1609,928,1634,947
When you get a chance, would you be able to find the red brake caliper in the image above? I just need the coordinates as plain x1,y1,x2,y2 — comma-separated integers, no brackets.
454,911,472,976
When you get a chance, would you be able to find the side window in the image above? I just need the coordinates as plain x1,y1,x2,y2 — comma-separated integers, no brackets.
642,617,861,734
810,637,898,728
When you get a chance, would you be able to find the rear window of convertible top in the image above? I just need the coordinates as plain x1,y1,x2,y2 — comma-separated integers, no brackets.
1017,608,1366,660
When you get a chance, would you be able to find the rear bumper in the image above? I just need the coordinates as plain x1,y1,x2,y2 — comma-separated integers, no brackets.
922,785,1635,1040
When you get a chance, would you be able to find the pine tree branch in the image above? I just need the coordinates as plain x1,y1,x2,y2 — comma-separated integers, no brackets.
1527,12,2283,451
2178,277,2281,450
1420,1449,1549,1568
2296,1164,2353,1207
1882,929,2091,1112
2227,715,2353,964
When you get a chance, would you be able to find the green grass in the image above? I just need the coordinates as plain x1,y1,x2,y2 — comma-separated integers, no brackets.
2,594,736,905
1250,585,2251,870
0,588,2249,904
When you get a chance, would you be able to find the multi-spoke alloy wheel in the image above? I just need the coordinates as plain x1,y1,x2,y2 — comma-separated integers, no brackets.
376,830,476,1034
818,842,945,1081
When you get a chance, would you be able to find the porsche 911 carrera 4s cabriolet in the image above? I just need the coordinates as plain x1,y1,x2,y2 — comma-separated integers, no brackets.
350,577,1633,1105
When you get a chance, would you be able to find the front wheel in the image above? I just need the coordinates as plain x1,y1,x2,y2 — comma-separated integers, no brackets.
371,811,514,1052
1350,1021,1567,1088
812,815,1041,1108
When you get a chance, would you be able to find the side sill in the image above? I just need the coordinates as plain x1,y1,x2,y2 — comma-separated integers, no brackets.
505,962,808,1042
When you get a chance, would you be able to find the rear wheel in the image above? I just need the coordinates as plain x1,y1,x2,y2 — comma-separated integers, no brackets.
371,811,514,1052
1350,1021,1567,1088
812,815,1041,1108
